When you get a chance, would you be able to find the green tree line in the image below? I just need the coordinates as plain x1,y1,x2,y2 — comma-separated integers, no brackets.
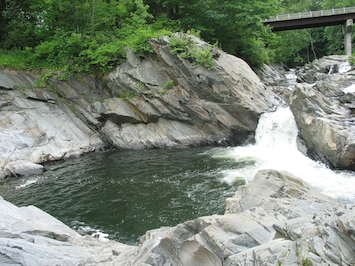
0,0,353,74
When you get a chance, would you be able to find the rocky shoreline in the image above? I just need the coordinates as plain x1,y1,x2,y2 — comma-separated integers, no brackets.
0,35,355,265
0,34,281,180
1,169,354,265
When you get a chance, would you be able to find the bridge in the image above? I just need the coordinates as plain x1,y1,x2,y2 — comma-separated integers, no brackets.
264,7,355,55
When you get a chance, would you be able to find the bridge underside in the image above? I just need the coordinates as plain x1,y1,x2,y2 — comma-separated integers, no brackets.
265,13,355,31
265,12,355,55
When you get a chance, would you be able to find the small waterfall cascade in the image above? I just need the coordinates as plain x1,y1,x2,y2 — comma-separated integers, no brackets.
215,107,355,203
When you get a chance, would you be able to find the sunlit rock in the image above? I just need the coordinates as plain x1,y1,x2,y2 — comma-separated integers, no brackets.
102,34,281,149
290,83,355,170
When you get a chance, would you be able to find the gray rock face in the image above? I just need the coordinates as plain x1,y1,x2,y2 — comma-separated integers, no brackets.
1,170,354,265
289,57,355,170
0,70,105,180
133,170,355,265
101,34,280,149
0,34,280,179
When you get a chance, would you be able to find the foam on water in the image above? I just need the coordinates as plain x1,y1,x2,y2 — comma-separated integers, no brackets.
213,107,355,202
342,83,355,94
15,178,38,189
72,220,110,242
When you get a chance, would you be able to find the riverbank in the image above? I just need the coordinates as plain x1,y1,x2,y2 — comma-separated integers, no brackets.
0,34,355,264
1,169,354,265
0,34,280,180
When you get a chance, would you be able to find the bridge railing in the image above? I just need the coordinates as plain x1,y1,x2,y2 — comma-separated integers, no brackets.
266,6,355,22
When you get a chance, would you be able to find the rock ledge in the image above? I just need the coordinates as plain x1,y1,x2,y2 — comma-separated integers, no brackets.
1,169,354,265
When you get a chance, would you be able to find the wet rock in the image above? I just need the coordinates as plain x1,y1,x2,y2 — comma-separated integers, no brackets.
5,161,44,177
262,55,355,170
297,55,352,83
133,170,354,265
289,84,355,170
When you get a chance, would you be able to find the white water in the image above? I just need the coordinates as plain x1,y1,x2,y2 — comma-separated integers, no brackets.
342,83,355,94
15,178,38,189
213,107,355,203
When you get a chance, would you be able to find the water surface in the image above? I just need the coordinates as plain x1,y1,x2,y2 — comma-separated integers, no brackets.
1,107,354,245
0,147,238,244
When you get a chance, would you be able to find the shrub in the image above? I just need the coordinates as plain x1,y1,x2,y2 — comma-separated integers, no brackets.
164,80,175,90
168,33,214,70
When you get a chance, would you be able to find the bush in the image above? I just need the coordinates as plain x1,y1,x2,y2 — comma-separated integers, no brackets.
168,33,214,69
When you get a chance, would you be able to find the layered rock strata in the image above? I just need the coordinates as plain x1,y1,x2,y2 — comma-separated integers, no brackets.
0,34,280,179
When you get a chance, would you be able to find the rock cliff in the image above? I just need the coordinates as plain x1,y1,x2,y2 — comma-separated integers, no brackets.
288,56,355,170
0,33,280,180
1,170,354,265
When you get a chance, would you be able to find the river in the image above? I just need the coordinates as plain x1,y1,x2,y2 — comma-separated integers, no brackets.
0,107,354,245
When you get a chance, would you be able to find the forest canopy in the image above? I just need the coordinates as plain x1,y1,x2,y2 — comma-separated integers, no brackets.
0,0,354,74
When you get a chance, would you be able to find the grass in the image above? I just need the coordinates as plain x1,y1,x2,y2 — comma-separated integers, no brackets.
0,49,29,69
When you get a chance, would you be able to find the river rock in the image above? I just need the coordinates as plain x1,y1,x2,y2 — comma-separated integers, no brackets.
132,169,355,265
289,82,355,170
1,169,354,265
297,55,352,83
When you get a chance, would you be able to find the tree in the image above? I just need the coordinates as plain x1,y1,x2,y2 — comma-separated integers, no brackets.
0,0,47,49
146,0,279,67
269,0,343,66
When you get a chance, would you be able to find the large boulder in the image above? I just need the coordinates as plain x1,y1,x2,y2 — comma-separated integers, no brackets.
2,170,354,265
0,195,135,265
101,34,281,148
289,75,355,170
132,169,354,265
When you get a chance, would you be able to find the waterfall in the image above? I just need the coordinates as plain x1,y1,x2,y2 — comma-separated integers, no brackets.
214,107,355,203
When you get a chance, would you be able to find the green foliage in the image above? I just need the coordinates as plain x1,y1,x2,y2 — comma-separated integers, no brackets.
1,0,352,73
34,71,56,88
302,258,312,266
161,0,279,67
349,55,355,66
164,80,175,90
168,34,191,54
119,91,138,99
168,34,214,69
0,49,28,69
0,0,173,75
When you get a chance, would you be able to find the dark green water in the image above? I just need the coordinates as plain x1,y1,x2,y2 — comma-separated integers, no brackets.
0,147,238,245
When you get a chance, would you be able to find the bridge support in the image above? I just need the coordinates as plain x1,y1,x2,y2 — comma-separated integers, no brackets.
344,19,353,56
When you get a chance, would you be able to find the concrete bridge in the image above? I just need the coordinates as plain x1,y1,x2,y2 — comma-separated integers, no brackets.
264,7,355,55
